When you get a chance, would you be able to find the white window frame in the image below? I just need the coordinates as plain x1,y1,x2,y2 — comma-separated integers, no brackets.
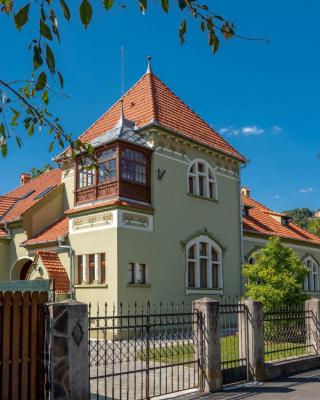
186,235,223,295
187,159,217,200
304,256,320,292
128,262,149,285
76,253,106,285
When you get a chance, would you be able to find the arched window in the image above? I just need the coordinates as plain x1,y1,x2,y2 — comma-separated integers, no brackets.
186,236,222,290
304,257,319,292
188,160,217,200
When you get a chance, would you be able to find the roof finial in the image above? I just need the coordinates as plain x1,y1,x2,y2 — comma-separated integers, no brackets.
146,56,152,74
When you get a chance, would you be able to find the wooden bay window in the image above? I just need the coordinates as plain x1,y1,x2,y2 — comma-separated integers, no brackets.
75,142,151,204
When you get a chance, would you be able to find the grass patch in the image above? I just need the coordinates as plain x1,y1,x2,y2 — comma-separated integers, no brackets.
136,335,308,365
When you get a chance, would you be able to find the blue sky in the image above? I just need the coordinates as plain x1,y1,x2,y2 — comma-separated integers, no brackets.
1,0,319,211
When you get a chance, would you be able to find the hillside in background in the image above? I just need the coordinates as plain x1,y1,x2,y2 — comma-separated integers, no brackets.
283,208,320,237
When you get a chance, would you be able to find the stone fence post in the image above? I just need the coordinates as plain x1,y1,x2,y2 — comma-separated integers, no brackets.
305,298,320,355
239,299,264,381
47,300,89,399
193,297,222,393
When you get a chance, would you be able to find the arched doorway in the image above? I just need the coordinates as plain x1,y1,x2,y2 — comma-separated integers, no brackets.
10,257,34,280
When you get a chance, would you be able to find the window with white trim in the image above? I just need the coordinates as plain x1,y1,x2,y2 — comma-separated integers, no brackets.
304,257,319,292
186,236,222,290
188,160,217,200
76,253,106,285
128,262,149,285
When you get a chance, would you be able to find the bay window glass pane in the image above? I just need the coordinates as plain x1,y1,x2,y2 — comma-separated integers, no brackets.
99,159,117,182
188,262,195,287
98,149,116,162
200,259,207,288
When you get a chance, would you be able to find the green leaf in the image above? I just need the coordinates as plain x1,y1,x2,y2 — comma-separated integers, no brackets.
28,123,35,136
80,0,93,28
40,20,53,40
103,0,114,10
45,44,55,73
33,45,43,70
178,0,186,10
1,142,8,158
161,0,169,13
14,3,30,30
59,0,71,20
42,89,49,105
179,19,187,44
49,141,55,152
35,72,47,91
57,71,64,89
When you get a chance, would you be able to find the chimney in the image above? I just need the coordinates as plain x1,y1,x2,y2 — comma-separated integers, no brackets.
20,173,32,185
241,187,251,198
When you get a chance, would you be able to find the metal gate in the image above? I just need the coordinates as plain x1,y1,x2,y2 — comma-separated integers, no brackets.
220,301,249,384
88,303,203,399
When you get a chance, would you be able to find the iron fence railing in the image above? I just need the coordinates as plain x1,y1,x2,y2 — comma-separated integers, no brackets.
88,302,203,400
264,304,313,362
219,297,248,374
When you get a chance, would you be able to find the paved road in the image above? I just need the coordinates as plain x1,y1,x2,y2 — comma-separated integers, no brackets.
174,369,320,400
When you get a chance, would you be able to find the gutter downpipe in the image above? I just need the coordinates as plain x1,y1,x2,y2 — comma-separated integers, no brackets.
239,163,247,297
58,236,74,299
3,221,12,239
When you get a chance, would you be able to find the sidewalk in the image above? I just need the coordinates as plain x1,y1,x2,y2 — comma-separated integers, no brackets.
172,368,320,400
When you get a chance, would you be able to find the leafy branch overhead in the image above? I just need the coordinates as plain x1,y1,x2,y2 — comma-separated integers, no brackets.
0,0,266,159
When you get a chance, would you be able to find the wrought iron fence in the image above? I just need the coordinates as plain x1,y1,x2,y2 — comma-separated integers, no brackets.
88,302,203,400
219,297,248,374
264,304,313,362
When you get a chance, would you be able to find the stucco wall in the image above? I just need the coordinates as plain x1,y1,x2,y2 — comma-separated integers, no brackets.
0,241,9,280
70,227,118,312
116,138,242,308
23,185,65,237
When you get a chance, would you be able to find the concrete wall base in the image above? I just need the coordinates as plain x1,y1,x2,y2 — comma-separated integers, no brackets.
264,355,320,381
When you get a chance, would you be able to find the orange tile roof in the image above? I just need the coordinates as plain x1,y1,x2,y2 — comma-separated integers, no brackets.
37,251,70,293
66,198,154,215
23,217,68,246
0,169,62,223
74,72,245,162
0,195,18,218
242,195,320,246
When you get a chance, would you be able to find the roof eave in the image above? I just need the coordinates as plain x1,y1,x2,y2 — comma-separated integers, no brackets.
138,120,247,164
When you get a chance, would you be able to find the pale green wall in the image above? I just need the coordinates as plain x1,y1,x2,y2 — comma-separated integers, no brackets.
0,241,9,280
70,227,118,312
117,137,242,308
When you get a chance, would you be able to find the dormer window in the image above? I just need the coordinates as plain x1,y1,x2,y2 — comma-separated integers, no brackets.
281,216,292,227
242,205,252,218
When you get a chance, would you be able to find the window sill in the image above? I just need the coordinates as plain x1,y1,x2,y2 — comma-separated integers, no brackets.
187,193,218,203
127,283,151,288
186,288,223,295
74,283,108,289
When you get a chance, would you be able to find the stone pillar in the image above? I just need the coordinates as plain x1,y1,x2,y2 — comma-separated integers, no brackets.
193,298,222,393
239,299,264,381
305,298,320,354
82,254,89,284
94,253,101,283
48,300,89,399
